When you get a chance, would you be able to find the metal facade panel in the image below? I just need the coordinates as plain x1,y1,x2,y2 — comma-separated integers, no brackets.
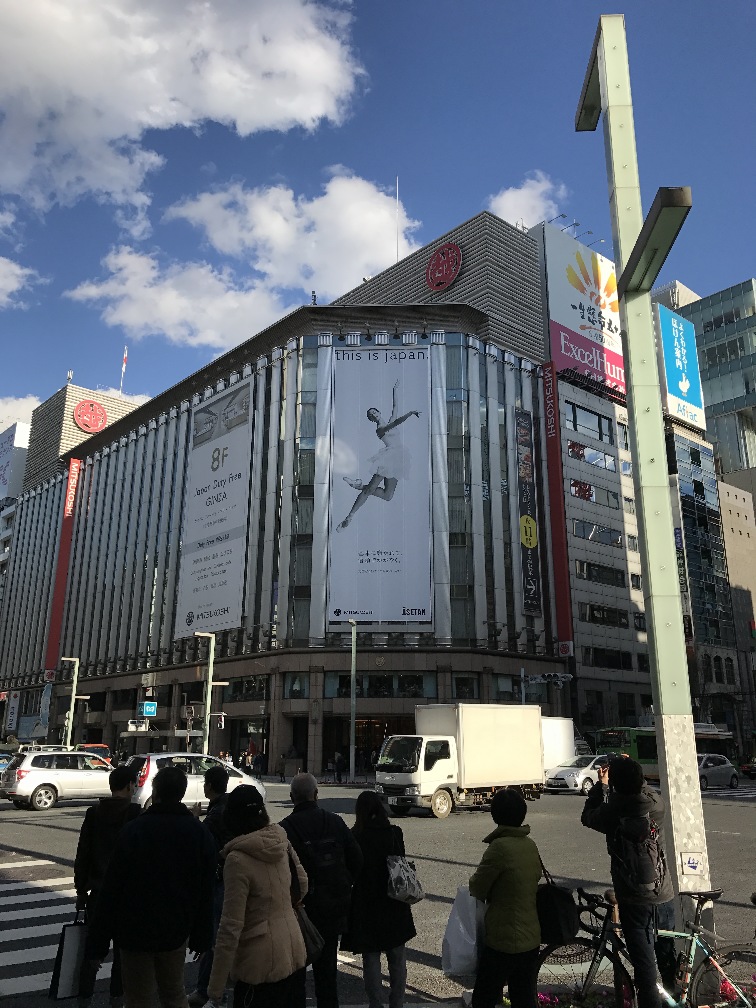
275,341,299,642
431,333,451,643
309,338,333,645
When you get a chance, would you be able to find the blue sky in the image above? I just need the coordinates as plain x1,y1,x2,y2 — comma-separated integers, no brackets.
1,0,754,429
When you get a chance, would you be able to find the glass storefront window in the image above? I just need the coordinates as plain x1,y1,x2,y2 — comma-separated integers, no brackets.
284,673,310,699
453,674,479,699
323,671,437,699
224,676,269,703
366,674,393,698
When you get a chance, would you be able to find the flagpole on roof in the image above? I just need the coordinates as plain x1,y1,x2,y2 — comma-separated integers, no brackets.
119,345,128,397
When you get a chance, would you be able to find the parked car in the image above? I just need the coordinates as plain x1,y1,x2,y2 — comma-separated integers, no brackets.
0,751,14,773
126,752,263,809
545,754,609,794
1,750,112,810
698,753,739,790
75,743,112,763
739,757,756,780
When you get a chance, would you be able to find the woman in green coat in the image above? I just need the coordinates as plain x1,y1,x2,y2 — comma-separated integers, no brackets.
468,788,542,1008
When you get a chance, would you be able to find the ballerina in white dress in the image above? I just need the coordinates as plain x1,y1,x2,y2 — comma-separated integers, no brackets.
337,380,421,530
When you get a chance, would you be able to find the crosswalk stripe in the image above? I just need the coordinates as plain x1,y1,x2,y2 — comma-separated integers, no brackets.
0,943,59,967
0,963,112,998
0,859,55,871
0,901,73,924
0,886,76,908
2,921,67,942
0,874,74,893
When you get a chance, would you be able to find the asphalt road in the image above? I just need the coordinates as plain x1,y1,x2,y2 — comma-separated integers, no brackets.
1,781,754,1007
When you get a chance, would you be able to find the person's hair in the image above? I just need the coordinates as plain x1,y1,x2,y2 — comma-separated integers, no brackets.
354,789,389,832
109,764,136,793
290,772,318,805
205,764,229,795
366,407,379,423
608,756,645,795
223,785,269,836
152,765,188,804
490,787,527,826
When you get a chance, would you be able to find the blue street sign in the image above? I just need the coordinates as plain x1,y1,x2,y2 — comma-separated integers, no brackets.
139,701,158,717
656,304,705,431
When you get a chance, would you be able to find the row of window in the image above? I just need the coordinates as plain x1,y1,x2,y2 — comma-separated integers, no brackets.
582,646,650,672
575,560,643,591
272,671,480,701
573,520,638,551
568,439,634,476
570,480,635,514
700,654,736,685
578,602,646,631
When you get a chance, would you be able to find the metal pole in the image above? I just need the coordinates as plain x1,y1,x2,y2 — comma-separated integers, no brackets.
61,657,79,749
196,632,215,755
349,619,357,782
520,666,526,704
576,15,712,897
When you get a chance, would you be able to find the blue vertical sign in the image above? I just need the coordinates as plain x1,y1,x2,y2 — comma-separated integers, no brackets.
656,304,705,431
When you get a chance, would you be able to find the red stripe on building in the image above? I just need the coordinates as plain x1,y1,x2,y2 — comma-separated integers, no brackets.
542,364,573,645
44,459,82,670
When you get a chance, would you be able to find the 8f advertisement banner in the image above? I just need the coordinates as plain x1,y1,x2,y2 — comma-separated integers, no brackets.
515,408,542,615
176,383,252,635
328,347,432,622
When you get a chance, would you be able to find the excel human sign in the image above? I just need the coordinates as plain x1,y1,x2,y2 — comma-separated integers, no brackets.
541,225,625,394
655,304,705,432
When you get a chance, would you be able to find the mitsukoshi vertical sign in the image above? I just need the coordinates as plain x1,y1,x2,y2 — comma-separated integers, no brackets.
176,383,252,634
515,409,542,615
328,345,432,622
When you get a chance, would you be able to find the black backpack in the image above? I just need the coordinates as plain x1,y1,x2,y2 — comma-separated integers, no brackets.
287,815,353,916
612,813,667,897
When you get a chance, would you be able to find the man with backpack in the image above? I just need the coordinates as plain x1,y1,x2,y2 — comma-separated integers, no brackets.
281,772,363,1008
581,757,677,1008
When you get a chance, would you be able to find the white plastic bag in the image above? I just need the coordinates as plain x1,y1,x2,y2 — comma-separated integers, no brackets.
441,884,485,976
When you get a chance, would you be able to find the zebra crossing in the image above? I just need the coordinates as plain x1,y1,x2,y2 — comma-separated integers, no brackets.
0,855,99,998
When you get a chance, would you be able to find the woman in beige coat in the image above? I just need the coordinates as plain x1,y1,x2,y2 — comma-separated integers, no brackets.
205,785,308,1008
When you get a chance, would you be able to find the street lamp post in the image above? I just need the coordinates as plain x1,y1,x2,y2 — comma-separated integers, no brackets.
348,619,357,783
195,632,216,754
576,15,711,897
60,657,80,749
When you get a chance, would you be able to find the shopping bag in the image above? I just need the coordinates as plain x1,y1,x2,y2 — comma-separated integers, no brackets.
288,848,324,965
537,857,580,945
441,885,485,976
49,914,88,999
386,854,424,905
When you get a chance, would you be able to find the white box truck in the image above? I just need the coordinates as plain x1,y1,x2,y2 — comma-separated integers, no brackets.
542,716,576,772
375,703,546,819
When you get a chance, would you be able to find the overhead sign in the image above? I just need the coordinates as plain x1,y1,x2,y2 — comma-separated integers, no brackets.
328,345,432,622
541,226,624,393
176,383,252,634
139,701,158,717
5,690,20,734
655,304,705,431
515,408,542,615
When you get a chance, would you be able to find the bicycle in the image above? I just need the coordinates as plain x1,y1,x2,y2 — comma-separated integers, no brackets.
536,887,756,1008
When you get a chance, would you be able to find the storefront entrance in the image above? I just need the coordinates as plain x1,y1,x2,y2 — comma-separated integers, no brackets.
322,716,414,774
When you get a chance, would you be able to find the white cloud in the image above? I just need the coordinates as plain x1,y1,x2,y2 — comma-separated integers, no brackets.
68,172,421,350
0,0,362,226
0,256,40,308
487,170,568,229
0,395,41,428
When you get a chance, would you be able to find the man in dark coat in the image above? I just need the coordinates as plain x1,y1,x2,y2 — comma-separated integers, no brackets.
281,772,363,1008
75,763,141,1006
89,765,216,1008
581,757,676,1008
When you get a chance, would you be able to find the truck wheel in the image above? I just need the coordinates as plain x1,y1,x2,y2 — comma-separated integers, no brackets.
390,806,410,817
430,789,453,819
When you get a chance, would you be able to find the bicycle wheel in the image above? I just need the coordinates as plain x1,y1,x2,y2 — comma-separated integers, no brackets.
689,942,756,1008
537,938,636,1008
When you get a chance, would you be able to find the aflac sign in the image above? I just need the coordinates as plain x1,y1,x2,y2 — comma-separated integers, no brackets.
656,304,705,432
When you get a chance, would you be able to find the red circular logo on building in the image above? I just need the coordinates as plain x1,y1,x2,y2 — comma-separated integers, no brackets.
425,242,462,292
73,400,108,433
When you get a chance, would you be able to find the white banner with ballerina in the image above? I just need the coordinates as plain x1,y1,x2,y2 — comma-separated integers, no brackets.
328,346,432,623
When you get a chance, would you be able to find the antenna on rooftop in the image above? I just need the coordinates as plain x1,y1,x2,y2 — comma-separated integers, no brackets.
67,370,74,384
396,176,399,263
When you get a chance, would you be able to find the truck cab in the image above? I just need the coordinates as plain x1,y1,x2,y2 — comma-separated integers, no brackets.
375,734,458,818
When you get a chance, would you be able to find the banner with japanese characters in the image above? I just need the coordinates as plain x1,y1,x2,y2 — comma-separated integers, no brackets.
328,345,432,623
515,408,542,615
543,226,625,393
655,304,705,431
176,383,252,634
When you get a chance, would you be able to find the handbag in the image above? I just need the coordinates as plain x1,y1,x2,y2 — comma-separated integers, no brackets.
288,848,325,965
386,829,424,905
441,884,485,976
49,912,88,999
536,856,580,945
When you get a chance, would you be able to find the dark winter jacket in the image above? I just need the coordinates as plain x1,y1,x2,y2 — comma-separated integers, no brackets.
74,796,141,900
469,824,542,954
581,782,674,905
88,802,216,956
280,801,363,936
340,820,416,954
203,793,231,861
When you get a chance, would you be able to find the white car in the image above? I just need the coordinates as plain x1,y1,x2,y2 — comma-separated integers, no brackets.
545,754,609,795
1,750,112,810
698,753,738,791
126,752,264,809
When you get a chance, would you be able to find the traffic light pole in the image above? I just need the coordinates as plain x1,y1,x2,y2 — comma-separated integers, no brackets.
60,657,80,749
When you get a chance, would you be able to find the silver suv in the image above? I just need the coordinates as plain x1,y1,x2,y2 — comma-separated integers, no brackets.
1,750,112,810
126,752,263,809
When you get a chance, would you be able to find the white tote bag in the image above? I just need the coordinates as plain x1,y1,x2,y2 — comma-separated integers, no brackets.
441,885,485,976
49,915,88,999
